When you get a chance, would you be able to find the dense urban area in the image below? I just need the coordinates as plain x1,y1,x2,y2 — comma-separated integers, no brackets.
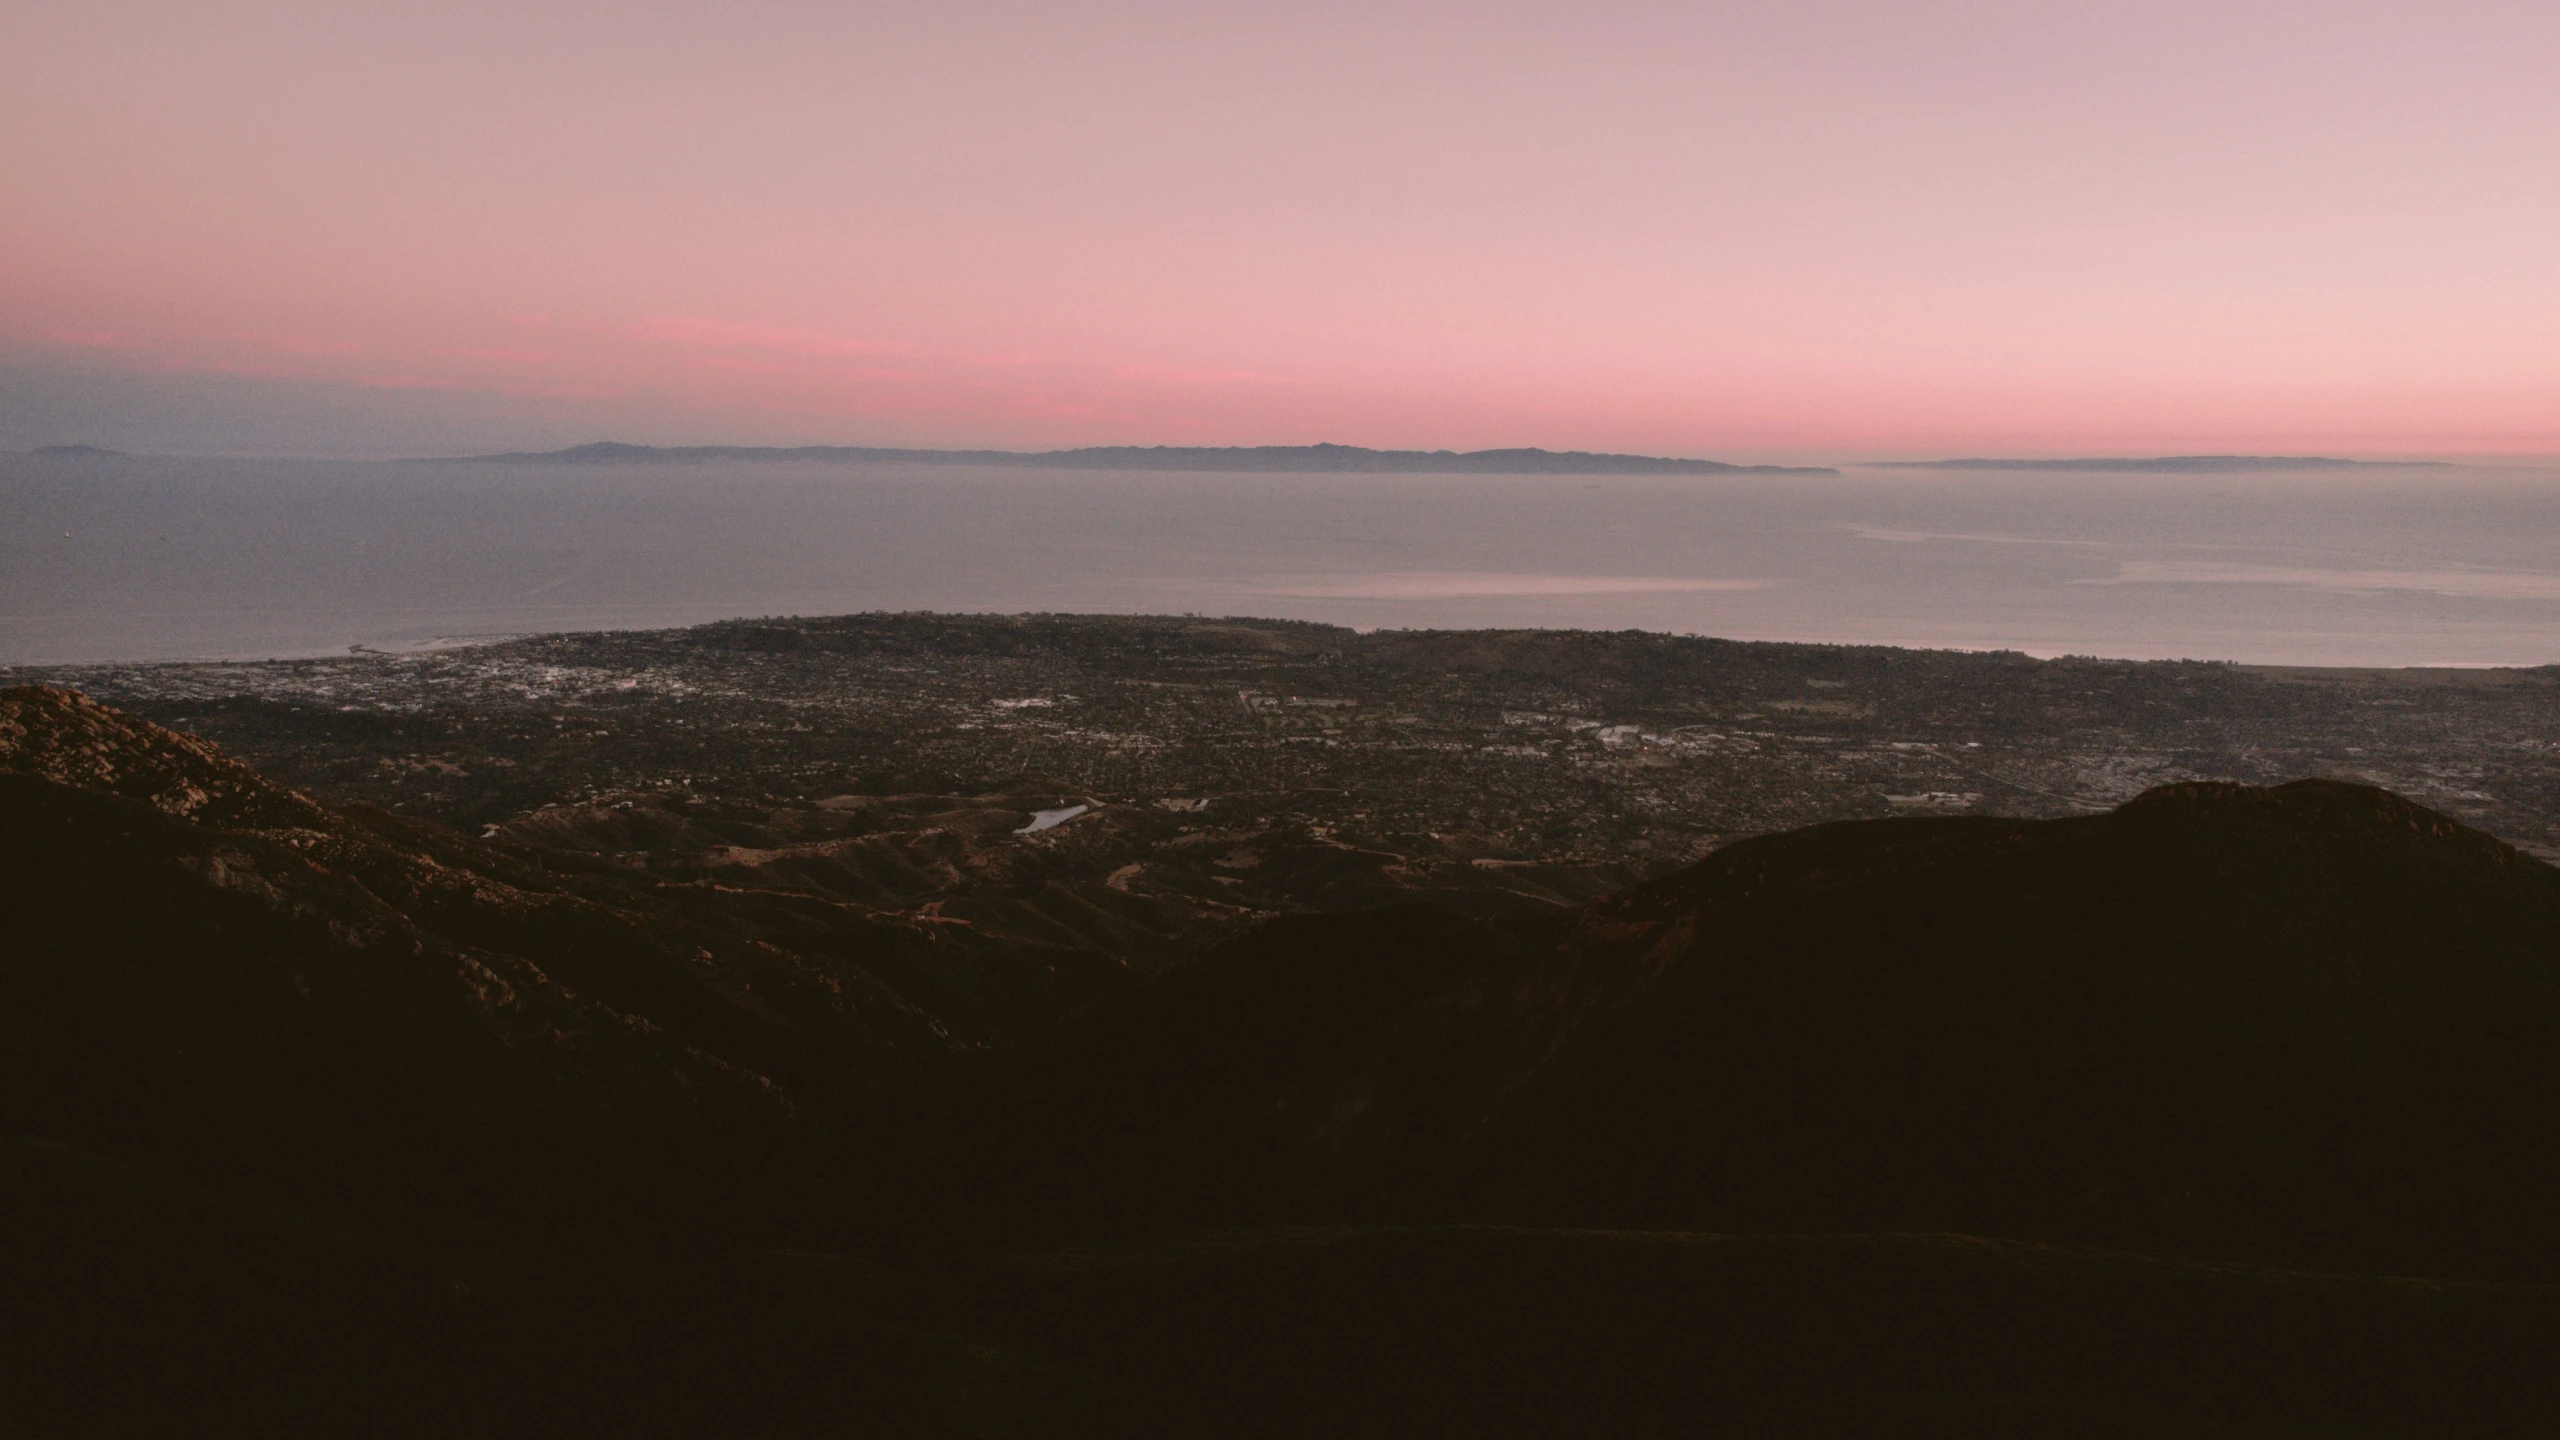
16,613,2557,949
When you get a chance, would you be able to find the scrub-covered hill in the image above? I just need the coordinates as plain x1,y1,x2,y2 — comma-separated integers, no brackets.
0,685,1009,1232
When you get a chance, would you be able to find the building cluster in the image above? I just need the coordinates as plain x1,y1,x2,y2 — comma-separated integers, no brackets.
17,613,2558,876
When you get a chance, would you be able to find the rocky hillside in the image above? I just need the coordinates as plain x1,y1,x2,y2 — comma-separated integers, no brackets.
0,686,987,1231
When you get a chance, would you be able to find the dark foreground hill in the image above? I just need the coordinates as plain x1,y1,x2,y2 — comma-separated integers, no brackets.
6,687,2559,1437
940,782,2560,1279
0,685,1104,1234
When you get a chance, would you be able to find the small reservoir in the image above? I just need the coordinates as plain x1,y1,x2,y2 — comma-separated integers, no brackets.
1015,804,1089,835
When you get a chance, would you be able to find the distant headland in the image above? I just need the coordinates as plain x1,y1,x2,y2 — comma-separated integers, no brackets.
1875,455,2458,473
459,441,1835,475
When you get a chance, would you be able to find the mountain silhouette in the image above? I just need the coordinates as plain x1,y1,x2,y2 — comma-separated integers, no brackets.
941,781,2560,1280
7,686,2559,1437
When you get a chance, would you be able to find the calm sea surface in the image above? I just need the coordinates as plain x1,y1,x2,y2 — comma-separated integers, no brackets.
5,456,2557,668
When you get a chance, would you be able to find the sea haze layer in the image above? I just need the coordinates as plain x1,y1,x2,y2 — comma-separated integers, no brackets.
3,453,2555,667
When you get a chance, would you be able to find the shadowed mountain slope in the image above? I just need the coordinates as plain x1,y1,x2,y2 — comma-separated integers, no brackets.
942,780,2560,1280
10,687,2560,1436
0,681,333,829
965,1224,2560,1439
0,686,1042,1230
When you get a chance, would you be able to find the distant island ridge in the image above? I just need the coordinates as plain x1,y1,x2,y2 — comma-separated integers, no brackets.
459,441,1835,475
1874,455,2457,473
9,445,2468,474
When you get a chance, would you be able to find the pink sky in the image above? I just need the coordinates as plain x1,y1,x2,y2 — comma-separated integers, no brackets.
4,1,2556,458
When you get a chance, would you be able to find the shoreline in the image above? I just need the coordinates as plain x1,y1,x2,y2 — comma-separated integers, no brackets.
8,611,2555,678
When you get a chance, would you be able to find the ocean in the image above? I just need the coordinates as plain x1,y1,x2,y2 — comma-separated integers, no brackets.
5,454,2556,668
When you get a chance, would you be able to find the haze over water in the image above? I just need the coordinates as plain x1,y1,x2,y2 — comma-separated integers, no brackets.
5,454,2556,669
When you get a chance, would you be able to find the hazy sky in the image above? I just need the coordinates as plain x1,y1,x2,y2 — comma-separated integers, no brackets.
4,1,2555,458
